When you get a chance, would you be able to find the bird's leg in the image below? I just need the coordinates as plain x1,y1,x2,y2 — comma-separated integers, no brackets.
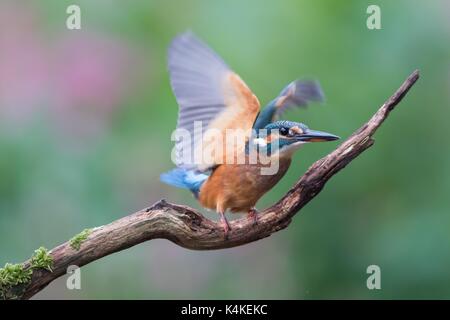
218,210,231,239
247,207,259,225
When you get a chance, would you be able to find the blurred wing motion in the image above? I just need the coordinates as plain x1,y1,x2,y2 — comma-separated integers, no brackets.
168,32,260,170
253,79,324,129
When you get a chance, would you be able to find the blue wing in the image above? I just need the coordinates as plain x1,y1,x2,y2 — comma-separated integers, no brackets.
253,80,324,130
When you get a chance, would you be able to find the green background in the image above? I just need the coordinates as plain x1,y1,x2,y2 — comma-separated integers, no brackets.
1,0,449,299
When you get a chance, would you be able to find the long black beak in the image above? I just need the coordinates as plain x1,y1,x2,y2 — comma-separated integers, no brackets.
297,129,340,142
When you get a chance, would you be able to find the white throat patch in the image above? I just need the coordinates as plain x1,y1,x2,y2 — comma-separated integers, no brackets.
253,137,267,147
278,141,306,158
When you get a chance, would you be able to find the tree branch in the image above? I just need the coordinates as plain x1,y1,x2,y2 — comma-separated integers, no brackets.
6,70,419,300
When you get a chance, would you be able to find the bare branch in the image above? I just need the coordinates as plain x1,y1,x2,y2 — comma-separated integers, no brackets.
5,70,419,300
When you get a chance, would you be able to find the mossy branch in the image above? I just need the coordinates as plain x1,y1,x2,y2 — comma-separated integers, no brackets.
1,247,52,299
1,70,419,300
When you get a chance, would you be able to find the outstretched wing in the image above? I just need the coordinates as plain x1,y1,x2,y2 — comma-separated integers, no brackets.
168,32,260,170
253,80,324,129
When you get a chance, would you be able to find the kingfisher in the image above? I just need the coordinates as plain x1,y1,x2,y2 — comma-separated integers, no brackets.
161,32,339,238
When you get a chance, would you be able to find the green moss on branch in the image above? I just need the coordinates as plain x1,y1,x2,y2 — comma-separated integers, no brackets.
69,228,92,250
0,263,32,299
30,247,53,272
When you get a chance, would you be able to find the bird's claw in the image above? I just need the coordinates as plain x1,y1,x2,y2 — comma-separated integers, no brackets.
247,208,259,226
219,213,231,240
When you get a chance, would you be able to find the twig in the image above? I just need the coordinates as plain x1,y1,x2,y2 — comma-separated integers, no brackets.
4,70,419,299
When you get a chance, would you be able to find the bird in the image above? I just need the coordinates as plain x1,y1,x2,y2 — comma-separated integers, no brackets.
161,32,339,238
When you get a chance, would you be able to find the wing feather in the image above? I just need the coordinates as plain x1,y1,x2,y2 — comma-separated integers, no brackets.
275,80,324,115
168,32,260,170
253,80,324,129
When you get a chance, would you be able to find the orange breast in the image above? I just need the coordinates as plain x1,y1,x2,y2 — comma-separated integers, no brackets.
198,157,292,213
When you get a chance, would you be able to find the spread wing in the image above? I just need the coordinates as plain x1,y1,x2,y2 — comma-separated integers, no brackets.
253,80,324,129
168,32,260,170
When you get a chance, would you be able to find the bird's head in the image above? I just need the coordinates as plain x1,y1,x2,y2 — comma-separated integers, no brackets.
253,120,339,157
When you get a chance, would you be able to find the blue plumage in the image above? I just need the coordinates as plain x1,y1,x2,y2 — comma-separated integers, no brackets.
253,80,324,130
160,168,208,197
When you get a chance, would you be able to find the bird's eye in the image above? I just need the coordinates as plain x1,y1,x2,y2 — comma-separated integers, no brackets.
279,127,289,136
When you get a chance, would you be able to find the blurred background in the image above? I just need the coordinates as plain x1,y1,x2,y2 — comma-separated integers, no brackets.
0,0,449,299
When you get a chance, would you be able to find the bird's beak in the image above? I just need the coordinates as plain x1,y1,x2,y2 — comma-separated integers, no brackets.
297,129,340,142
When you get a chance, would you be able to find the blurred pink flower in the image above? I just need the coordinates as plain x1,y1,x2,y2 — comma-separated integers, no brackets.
53,35,130,111
50,34,142,139
0,2,149,141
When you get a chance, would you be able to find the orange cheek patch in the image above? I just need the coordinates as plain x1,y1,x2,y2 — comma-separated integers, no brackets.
290,126,303,134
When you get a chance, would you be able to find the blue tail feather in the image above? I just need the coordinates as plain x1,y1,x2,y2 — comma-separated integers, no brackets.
160,168,208,197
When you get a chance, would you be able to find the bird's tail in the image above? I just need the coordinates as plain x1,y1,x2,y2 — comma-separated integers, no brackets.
160,168,208,196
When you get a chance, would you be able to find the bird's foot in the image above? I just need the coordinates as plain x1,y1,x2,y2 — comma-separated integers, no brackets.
219,212,231,240
247,207,259,226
